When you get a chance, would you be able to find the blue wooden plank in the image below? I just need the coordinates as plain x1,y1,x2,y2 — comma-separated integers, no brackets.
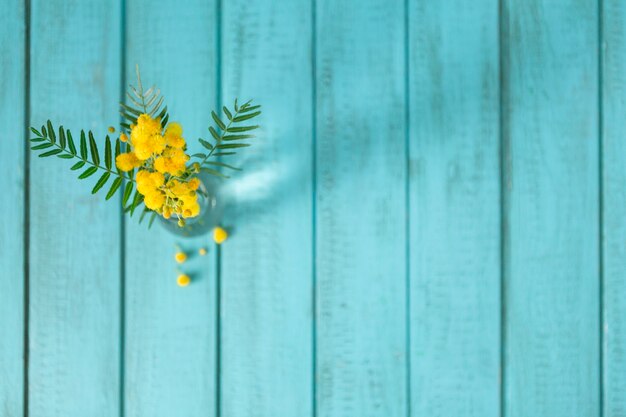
408,1,501,416
315,1,407,416
123,1,218,416
503,1,600,416
0,0,25,415
602,1,626,415
219,1,313,416
28,1,122,416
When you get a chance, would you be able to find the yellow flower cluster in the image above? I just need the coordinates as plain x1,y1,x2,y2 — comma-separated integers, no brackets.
115,113,201,222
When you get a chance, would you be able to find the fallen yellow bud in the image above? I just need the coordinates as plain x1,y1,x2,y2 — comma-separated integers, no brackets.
177,274,191,287
198,248,207,256
174,252,187,264
213,227,228,244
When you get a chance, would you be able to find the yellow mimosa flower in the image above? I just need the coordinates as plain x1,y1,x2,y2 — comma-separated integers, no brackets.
143,190,165,210
115,152,141,172
130,114,165,160
164,122,186,148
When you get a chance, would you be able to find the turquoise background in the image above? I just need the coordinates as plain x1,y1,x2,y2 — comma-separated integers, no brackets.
1,0,624,416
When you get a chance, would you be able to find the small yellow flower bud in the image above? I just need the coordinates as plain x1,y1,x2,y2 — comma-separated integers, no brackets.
213,227,228,244
178,218,186,227
174,252,187,264
120,133,128,143
192,162,200,173
198,248,207,256
177,274,191,287
108,126,116,133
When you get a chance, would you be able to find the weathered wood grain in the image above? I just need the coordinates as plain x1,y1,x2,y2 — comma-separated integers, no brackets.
5,2,624,415
315,1,408,416
408,1,501,416
123,1,218,416
219,0,314,416
602,1,626,415
502,1,600,416
28,1,122,416
0,0,25,415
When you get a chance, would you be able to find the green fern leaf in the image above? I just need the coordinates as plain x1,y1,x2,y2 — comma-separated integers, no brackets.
120,111,136,123
233,111,261,122
71,161,86,170
223,106,233,120
122,182,133,206
120,66,169,129
240,104,261,113
144,88,160,107
157,106,167,121
129,191,143,216
217,143,250,149
31,143,53,150
209,126,220,141
80,131,88,159
222,134,255,141
92,172,110,194
126,92,143,108
47,120,56,143
67,130,77,155
79,166,98,179
227,125,259,133
149,97,164,116
120,103,142,116
39,148,63,157
114,138,121,157
106,177,123,200
199,139,213,150
88,131,100,166
58,126,66,149
105,136,112,170
211,111,226,130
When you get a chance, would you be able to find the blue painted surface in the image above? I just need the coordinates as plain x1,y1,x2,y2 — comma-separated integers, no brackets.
28,0,122,415
409,2,500,416
503,1,600,416
1,1,623,416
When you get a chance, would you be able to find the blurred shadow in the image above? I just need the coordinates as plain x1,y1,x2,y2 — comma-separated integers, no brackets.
218,126,312,228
